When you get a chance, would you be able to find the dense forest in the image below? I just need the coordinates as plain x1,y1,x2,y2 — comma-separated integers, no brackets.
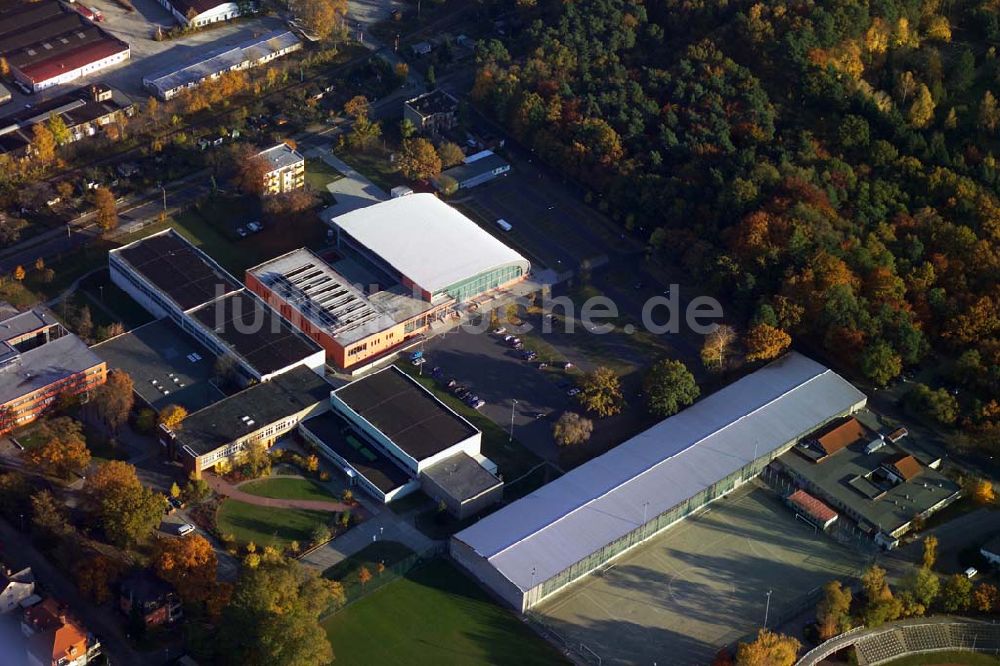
472,0,1000,449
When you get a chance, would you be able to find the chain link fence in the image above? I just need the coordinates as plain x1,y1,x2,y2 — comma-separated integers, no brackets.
321,543,446,618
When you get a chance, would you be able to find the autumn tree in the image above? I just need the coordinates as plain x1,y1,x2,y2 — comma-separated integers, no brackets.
643,359,700,417
577,366,625,417
25,420,91,480
159,404,188,430
861,565,903,627
90,369,134,432
437,141,465,168
981,91,1000,133
973,583,999,612
13,265,25,281
86,461,163,548
908,83,935,128
152,533,218,604
735,629,801,666
219,559,340,664
31,123,56,163
358,565,372,588
902,566,939,608
816,580,852,640
744,324,791,363
966,476,995,504
399,138,442,181
48,114,71,146
922,535,938,570
30,490,72,543
552,412,594,446
940,573,973,612
74,553,122,604
288,0,347,40
394,62,409,84
343,95,369,121
701,325,736,370
93,187,118,232
230,145,270,197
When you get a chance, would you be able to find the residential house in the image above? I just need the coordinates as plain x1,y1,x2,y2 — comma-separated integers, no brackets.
119,571,182,628
403,89,458,135
0,565,34,613
21,598,101,666
258,143,305,194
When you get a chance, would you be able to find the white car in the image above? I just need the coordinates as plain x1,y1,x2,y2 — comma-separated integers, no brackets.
411,357,427,367
493,327,507,335
965,567,978,579
177,523,196,536
567,387,581,397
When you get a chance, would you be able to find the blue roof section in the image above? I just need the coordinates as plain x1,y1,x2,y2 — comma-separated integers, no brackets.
453,352,867,592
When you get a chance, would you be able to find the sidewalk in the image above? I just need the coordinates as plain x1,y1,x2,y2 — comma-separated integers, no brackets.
299,507,438,572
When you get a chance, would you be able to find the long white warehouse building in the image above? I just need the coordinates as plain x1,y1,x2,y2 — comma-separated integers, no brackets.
450,352,867,612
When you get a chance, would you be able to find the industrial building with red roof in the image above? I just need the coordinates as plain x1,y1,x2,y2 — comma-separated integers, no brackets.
0,0,128,92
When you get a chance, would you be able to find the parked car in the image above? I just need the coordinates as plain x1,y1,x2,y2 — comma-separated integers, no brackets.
411,357,426,367
507,337,521,347
236,227,248,238
966,567,979,579
493,327,507,335
562,362,574,370
168,497,183,510
444,378,457,389
503,335,515,343
472,399,486,410
567,387,581,397
431,366,443,378
529,411,547,419
537,362,548,369
247,221,263,233
176,523,195,536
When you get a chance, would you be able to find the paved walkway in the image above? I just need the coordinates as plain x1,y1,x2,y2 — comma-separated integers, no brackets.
299,508,438,572
205,473,358,514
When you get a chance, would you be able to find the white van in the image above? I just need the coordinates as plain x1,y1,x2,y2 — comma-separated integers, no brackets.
495,218,512,232
177,523,195,536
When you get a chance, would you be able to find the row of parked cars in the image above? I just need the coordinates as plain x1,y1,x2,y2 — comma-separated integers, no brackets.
410,351,487,410
492,326,575,380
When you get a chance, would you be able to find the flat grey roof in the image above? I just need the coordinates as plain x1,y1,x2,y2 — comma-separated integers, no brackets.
0,332,103,405
175,365,330,456
779,439,960,534
331,194,529,295
333,365,478,462
423,451,501,503
143,30,300,95
92,319,225,413
258,143,303,171
248,249,398,346
453,352,867,593
441,152,509,184
301,411,410,494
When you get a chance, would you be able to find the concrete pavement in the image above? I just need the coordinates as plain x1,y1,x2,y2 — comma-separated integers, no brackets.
299,505,436,572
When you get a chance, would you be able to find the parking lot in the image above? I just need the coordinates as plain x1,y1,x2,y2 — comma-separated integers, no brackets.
456,166,620,272
536,484,867,666
422,325,580,463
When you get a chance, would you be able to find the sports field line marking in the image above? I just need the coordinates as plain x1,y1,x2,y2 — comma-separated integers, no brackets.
582,590,625,625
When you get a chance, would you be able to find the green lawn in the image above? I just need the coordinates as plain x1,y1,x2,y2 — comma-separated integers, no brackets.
239,477,338,503
883,651,1000,665
216,499,333,549
322,558,567,665
305,158,344,192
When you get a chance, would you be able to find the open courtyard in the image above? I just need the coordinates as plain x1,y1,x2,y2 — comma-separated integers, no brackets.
536,484,868,666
